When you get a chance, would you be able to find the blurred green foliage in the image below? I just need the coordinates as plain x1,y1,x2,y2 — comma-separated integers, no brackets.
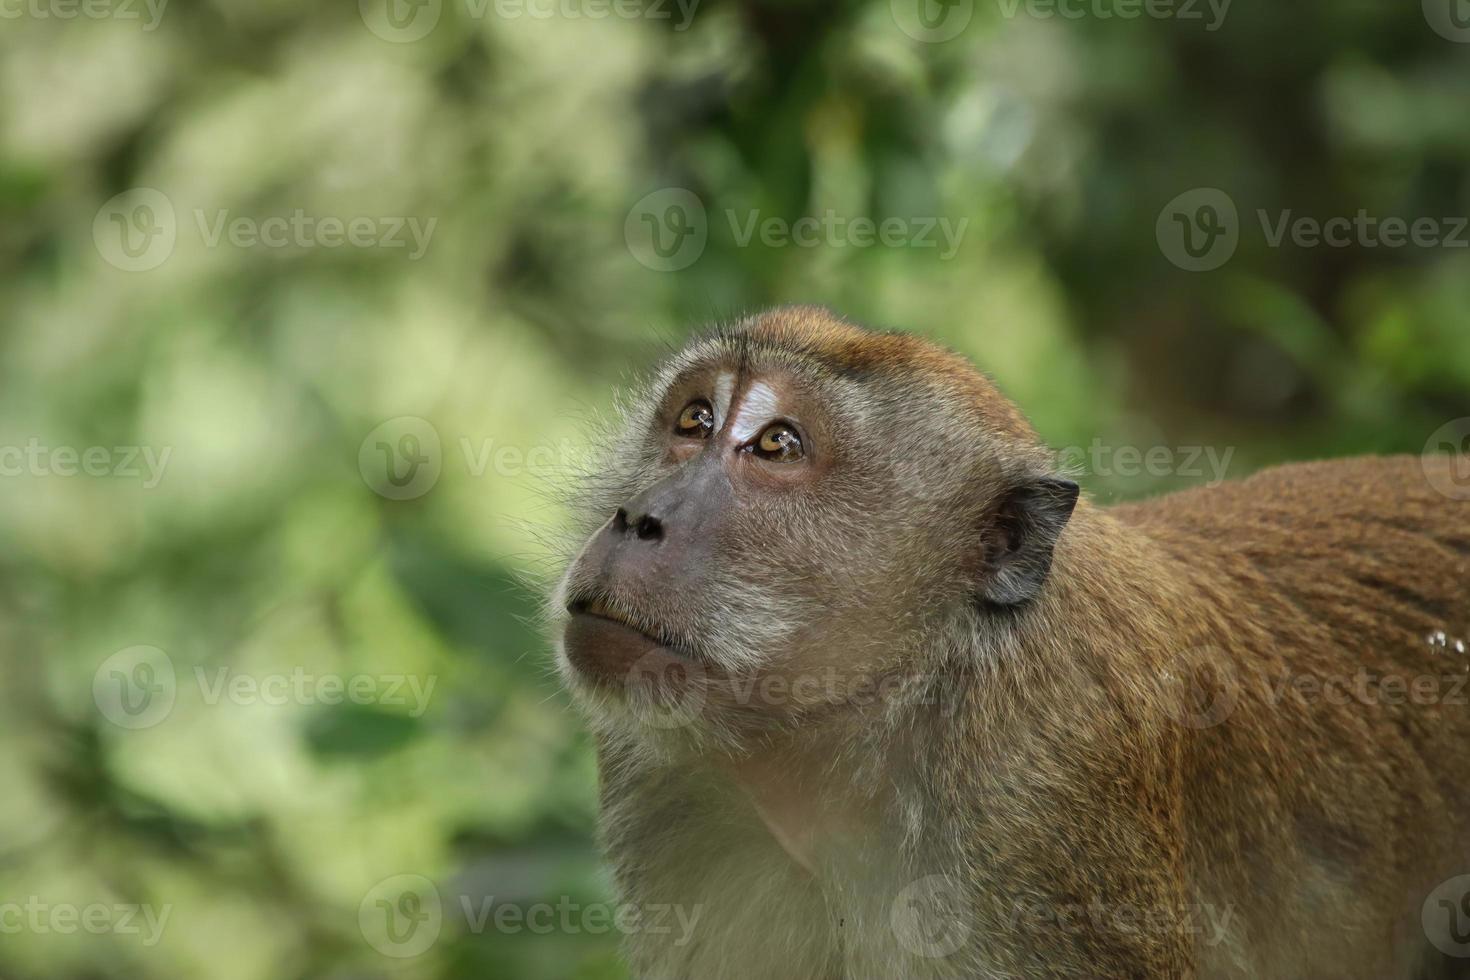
1,0,1468,977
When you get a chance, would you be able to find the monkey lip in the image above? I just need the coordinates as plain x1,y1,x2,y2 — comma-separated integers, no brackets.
563,597,697,686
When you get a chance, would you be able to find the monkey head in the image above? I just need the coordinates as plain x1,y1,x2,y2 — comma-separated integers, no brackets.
553,307,1078,748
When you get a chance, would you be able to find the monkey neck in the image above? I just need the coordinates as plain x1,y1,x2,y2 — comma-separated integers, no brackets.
728,750,820,875
722,727,870,878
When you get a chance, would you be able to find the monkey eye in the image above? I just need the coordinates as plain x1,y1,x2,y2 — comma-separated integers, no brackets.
674,400,715,439
752,423,804,462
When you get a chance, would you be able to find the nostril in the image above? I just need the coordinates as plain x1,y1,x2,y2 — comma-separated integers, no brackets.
613,507,663,542
633,515,663,542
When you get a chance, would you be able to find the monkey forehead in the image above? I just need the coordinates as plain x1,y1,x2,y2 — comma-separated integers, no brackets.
659,306,1040,445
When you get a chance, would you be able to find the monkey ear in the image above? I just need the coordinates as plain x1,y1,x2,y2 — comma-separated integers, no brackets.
977,476,1080,607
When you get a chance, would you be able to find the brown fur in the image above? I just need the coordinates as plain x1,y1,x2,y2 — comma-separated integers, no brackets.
555,306,1470,979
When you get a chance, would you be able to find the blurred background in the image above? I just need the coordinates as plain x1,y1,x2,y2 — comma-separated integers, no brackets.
2,0,1469,976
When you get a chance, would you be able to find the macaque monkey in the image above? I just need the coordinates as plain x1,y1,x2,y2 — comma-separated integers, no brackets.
552,305,1470,979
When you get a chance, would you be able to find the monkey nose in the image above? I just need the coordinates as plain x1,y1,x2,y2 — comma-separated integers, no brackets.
612,507,664,543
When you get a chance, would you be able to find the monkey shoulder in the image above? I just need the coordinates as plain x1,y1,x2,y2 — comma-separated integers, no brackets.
1101,453,1469,670
1107,454,1467,556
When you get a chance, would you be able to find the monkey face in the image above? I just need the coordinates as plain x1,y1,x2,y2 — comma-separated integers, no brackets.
553,309,1077,744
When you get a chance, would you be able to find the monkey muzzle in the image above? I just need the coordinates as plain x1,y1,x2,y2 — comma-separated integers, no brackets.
560,461,730,691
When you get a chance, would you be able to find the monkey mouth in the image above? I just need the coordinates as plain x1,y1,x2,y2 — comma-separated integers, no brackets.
563,595,699,684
